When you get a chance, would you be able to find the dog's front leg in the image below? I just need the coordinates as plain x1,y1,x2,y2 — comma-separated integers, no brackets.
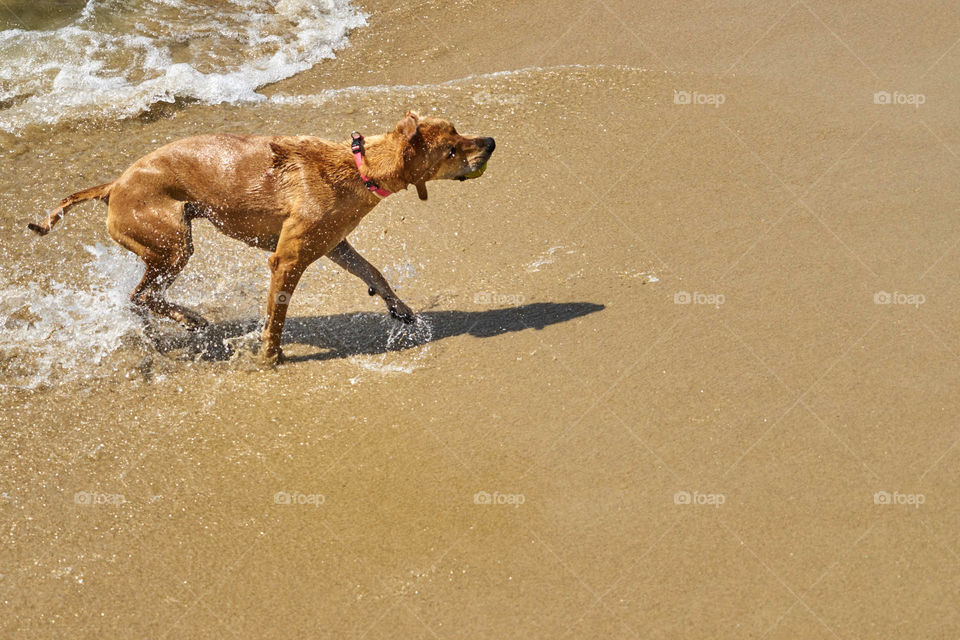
261,234,313,364
327,239,415,323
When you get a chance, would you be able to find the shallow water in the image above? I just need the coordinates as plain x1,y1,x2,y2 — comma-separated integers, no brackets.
0,63,624,391
0,0,366,134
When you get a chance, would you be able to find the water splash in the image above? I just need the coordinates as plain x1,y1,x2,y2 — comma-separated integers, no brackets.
0,243,145,390
0,242,439,388
353,313,434,375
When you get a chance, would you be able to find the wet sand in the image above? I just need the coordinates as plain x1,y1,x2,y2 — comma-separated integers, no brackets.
3,0,960,637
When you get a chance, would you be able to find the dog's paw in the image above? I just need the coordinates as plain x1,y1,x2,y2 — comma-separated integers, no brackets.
176,308,209,331
388,304,416,324
184,316,209,332
258,347,285,367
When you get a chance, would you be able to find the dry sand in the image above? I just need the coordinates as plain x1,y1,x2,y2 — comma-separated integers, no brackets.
2,0,960,637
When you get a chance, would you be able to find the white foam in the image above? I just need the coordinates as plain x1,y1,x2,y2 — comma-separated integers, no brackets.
0,0,366,133
0,243,438,388
0,244,144,390
525,245,566,273
351,314,434,377
266,64,656,105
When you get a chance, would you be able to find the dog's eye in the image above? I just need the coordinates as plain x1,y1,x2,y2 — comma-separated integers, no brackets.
447,147,456,158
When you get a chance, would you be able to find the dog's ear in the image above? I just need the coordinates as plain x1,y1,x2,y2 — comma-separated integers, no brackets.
396,110,420,141
397,111,425,198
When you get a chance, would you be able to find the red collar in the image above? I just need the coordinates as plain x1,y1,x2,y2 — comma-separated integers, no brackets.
351,132,393,198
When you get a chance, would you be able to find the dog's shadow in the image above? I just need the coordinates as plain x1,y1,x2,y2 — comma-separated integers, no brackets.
149,302,605,363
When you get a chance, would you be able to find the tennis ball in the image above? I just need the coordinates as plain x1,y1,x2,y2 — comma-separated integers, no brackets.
463,161,488,179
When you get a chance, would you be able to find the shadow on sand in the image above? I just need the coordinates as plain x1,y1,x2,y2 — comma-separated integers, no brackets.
149,302,605,363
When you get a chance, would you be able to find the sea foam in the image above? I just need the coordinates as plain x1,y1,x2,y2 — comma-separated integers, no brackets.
0,0,366,134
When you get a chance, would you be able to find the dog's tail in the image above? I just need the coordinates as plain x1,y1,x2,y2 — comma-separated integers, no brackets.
27,181,113,236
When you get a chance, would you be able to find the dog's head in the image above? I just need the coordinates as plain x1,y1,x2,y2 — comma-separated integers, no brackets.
392,111,496,200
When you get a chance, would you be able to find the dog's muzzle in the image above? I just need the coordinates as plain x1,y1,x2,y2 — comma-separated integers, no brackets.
456,138,496,181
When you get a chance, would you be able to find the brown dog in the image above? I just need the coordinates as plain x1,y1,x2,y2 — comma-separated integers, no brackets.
29,111,495,363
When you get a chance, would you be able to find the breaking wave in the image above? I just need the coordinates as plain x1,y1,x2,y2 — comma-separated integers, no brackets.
0,0,366,134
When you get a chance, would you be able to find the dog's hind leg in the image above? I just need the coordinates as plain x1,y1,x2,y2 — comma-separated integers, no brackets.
130,261,207,331
107,191,207,330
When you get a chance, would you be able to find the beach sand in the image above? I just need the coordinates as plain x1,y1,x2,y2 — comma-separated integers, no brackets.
2,0,960,637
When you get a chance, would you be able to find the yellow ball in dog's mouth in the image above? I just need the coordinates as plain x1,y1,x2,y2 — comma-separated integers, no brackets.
463,161,488,180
